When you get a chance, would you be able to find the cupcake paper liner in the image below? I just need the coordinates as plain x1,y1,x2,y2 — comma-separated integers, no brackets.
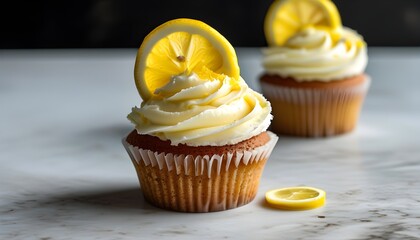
261,77,371,137
122,132,278,212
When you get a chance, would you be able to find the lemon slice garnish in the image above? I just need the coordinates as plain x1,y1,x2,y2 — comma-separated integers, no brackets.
265,186,326,210
134,18,240,101
264,0,342,46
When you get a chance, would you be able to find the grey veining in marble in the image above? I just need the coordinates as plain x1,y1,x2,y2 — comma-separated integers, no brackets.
1,48,420,240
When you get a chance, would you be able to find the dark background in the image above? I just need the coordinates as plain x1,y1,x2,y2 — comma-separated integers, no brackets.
2,0,420,48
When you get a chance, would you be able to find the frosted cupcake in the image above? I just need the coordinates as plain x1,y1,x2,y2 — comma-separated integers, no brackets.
123,19,277,212
260,0,370,137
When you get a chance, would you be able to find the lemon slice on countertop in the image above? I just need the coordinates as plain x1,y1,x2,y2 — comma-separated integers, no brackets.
264,0,342,46
265,186,326,210
134,18,240,101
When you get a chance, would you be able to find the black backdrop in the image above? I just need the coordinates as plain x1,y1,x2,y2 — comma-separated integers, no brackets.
2,0,420,48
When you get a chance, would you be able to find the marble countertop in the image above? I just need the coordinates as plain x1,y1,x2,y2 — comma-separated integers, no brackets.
1,48,420,240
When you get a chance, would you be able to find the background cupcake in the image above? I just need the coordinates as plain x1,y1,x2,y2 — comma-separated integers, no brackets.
123,18,277,212
260,0,370,137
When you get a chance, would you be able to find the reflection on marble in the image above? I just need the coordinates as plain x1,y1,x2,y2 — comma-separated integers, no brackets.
1,48,420,239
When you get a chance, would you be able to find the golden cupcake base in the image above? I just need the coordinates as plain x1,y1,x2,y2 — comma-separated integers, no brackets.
260,74,370,137
123,131,278,212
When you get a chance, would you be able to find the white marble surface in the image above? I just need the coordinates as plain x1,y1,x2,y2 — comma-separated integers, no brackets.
1,48,420,240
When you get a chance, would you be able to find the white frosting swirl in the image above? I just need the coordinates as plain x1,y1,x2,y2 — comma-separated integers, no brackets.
128,73,272,146
263,27,368,81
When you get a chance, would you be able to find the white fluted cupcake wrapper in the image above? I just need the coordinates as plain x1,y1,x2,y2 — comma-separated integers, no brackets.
261,77,371,137
261,77,370,104
122,132,278,178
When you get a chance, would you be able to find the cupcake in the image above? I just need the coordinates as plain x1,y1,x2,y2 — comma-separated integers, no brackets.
122,18,277,212
260,0,370,137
